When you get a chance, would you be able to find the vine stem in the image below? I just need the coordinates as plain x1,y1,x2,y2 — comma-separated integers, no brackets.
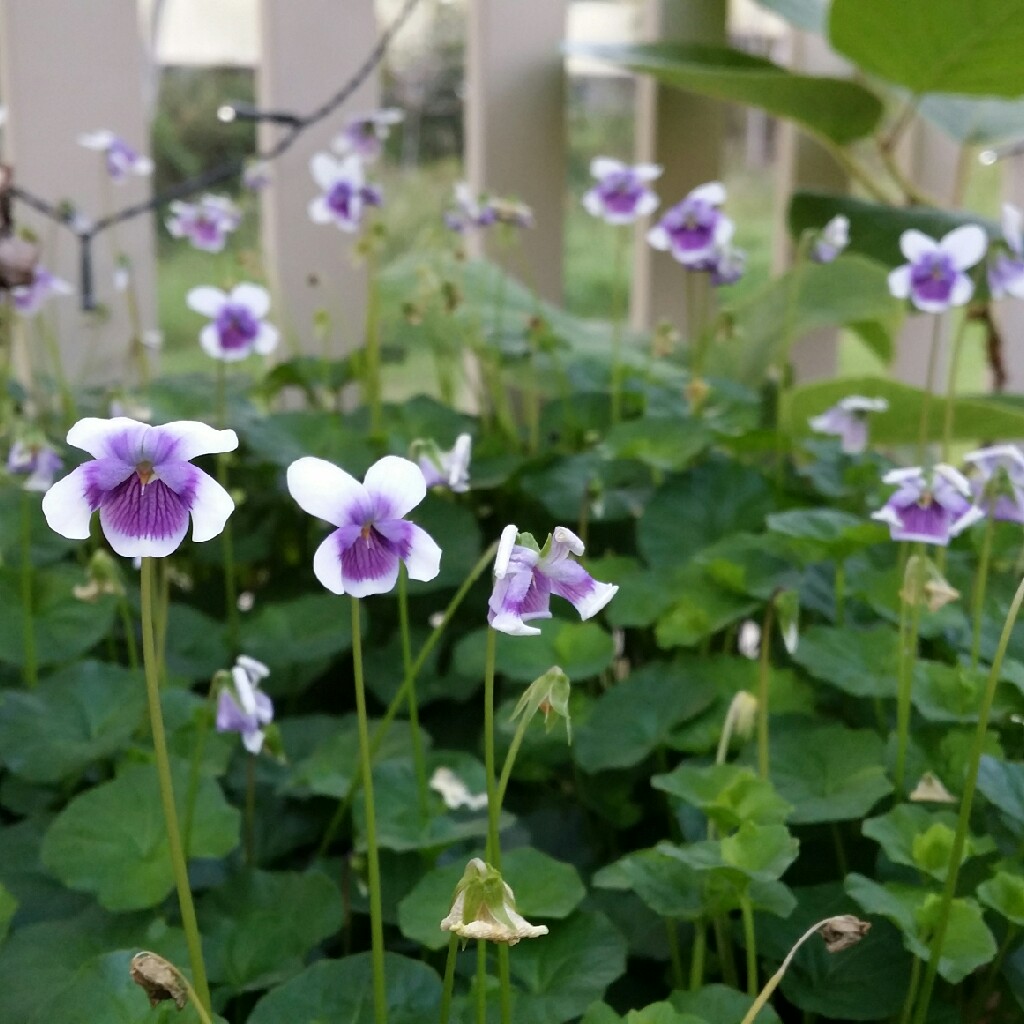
140,558,211,1014
741,895,758,997
20,491,37,688
398,567,428,818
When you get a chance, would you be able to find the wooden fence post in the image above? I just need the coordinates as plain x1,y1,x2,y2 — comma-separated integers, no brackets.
998,156,1024,394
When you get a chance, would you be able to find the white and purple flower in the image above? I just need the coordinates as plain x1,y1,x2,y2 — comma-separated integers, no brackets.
334,108,404,162
488,525,618,637
888,225,987,313
416,434,472,493
812,215,850,264
809,395,888,454
647,182,732,267
10,266,73,317
308,153,382,232
871,465,983,545
216,656,274,754
7,439,63,492
41,417,238,558
705,242,746,287
582,158,661,226
988,204,1024,301
286,455,442,597
166,195,242,253
186,283,279,362
242,161,272,193
963,444,1024,523
77,130,153,182
444,182,496,233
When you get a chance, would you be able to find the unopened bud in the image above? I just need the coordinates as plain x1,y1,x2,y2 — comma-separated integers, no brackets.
129,951,188,1009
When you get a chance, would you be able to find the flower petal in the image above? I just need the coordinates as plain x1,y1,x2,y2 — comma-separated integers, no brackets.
78,130,115,150
253,323,279,356
187,468,235,542
689,181,726,205
199,324,225,360
398,522,442,582
41,466,95,540
363,455,427,519
940,224,987,270
340,530,401,597
647,225,671,251
310,152,340,190
494,524,519,578
947,272,974,307
287,456,367,527
591,157,625,179
229,283,271,319
99,478,191,557
309,197,333,224
900,229,938,262
155,422,238,462
888,265,911,299
66,417,146,459
634,163,663,182
186,286,227,318
312,530,348,594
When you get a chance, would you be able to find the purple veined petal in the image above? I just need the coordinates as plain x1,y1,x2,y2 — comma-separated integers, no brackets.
338,526,402,597
287,456,368,528
591,157,626,179
98,476,192,557
900,229,939,262
949,503,985,537
940,224,987,271
154,422,238,462
184,467,234,543
66,417,148,460
253,323,279,356
545,559,619,619
41,465,96,539
187,286,227,318
310,152,341,190
874,500,952,545
377,519,442,582
494,524,520,578
888,265,912,299
229,283,271,319
216,688,250,733
363,455,427,519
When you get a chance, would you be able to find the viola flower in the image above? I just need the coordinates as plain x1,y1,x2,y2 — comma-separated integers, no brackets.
871,465,983,545
706,242,746,287
488,196,534,230
582,157,661,226
7,439,62,492
809,395,888,454
41,417,238,558
415,434,472,493
286,454,442,597
186,283,279,362
812,214,850,264
440,858,548,945
887,225,987,313
963,444,1024,523
488,524,618,637
647,182,732,267
166,195,242,253
308,153,382,232
988,204,1024,300
242,160,271,193
77,130,153,182
10,266,73,317
444,182,497,233
334,108,404,162
216,656,274,754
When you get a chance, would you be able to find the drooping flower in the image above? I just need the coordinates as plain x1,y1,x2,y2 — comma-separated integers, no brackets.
7,438,62,491
963,444,1024,523
887,225,987,313
10,266,73,317
811,214,850,264
988,204,1024,300
809,395,888,454
488,525,618,636
286,455,442,597
582,157,661,226
166,195,242,253
647,182,732,267
308,153,382,232
216,656,274,754
77,130,153,182
440,858,548,945
41,417,238,558
334,108,404,162
415,434,472,493
186,283,279,362
871,465,982,545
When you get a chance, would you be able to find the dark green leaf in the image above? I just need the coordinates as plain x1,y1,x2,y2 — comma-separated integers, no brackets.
670,984,781,1024
652,763,792,831
920,94,1024,145
792,624,897,698
977,755,1024,827
767,508,886,562
978,870,1024,926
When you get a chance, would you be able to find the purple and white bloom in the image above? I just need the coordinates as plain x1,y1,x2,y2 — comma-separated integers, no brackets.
41,417,238,558
7,439,63,492
647,182,732,267
216,656,274,754
186,283,278,362
706,242,746,287
334,108,404,162
809,395,888,454
888,225,987,313
812,214,850,264
988,204,1024,300
10,266,73,317
582,158,661,226
166,195,242,253
77,130,153,182
416,434,472,493
286,455,442,597
444,182,497,233
871,465,983,545
963,444,1024,523
488,525,618,637
242,160,271,193
308,153,382,232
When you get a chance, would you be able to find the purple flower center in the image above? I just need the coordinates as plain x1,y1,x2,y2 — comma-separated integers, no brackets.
105,139,137,179
327,181,356,221
192,215,222,246
665,199,719,253
597,172,645,215
97,472,195,541
910,252,956,304
215,303,259,351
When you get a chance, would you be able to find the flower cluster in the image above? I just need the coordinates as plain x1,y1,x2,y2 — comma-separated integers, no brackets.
414,434,472,493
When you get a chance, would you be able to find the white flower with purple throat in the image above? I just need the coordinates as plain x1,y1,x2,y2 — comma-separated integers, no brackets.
647,182,733,267
308,153,382,232
10,266,73,317
334,108,404,162
888,225,987,313
41,417,238,558
217,655,274,754
872,465,983,545
166,195,241,253
988,204,1024,301
415,434,472,493
963,444,1024,523
812,215,850,264
186,283,279,362
286,455,442,597
488,525,618,637
77,130,153,182
582,158,661,226
809,396,888,454
7,439,62,492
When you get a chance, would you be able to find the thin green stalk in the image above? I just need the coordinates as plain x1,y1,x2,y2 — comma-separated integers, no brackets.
757,601,774,779
495,706,532,809
834,560,846,627
609,226,628,426
156,560,170,684
38,319,76,426
182,687,213,854
911,575,1024,1024
476,940,488,1024
365,242,383,438
245,754,256,866
917,315,944,463
741,896,758,997
140,559,211,1014
831,822,848,877
666,919,685,990
398,567,428,818
895,547,925,795
689,920,706,990
20,492,37,688
968,924,1018,1021
215,363,239,654
484,627,501,867
438,934,459,1024
497,944,512,1024
351,598,387,1024
118,596,139,671
970,516,995,670
940,312,971,463
899,954,922,1024
712,912,739,988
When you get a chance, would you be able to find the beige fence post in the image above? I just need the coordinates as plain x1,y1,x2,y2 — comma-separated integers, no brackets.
0,0,156,388
998,156,1024,394
257,0,379,358
465,0,568,304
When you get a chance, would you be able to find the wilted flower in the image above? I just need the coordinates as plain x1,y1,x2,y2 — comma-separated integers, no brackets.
77,130,153,181
909,772,957,804
130,952,188,1010
888,225,987,313
440,858,548,945
647,182,732,267
809,395,888,454
415,434,472,493
217,656,274,754
871,465,982,545
334,108,404,162
512,666,572,741
988,204,1024,300
166,195,241,253
811,215,850,264
7,438,62,491
286,454,442,597
963,444,1024,523
41,417,238,558
582,157,661,226
186,283,278,362
308,153,382,232
488,525,618,636
10,265,73,316
430,767,488,811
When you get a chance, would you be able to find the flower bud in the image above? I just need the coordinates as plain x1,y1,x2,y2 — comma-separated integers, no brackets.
512,666,572,742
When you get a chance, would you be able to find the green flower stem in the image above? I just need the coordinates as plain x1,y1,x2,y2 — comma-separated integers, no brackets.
899,954,921,1024
916,315,944,463
476,940,488,1024
740,895,758,997
895,546,925,795
365,241,383,439
156,560,171,684
609,226,628,426
245,754,256,866
495,706,532,810
910,574,1024,1024
215,363,239,654
140,559,211,1014
351,597,388,1024
486,262,518,443
20,492,37,688
439,934,459,1024
757,599,774,779
940,311,971,464
484,627,501,867
970,516,996,670
497,944,512,1024
834,560,846,627
118,595,139,671
182,685,215,854
666,920,685,990
398,567,428,818
712,912,739,988
689,920,706,990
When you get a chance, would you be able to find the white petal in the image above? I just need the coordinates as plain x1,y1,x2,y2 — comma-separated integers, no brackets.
635,192,660,218
338,153,365,186
310,152,340,190
1003,203,1023,252
575,581,619,620
100,510,189,558
552,526,585,556
312,532,347,594
940,224,987,270
287,456,366,527
490,612,542,637
309,197,333,224
494,524,519,579
403,523,442,582
363,455,426,518
78,130,115,150
634,163,663,181
242,730,265,755
41,466,94,540
232,666,258,714
935,464,972,495
199,324,227,361
714,216,735,247
186,286,227,318
189,469,235,542
66,416,147,458
689,181,726,205
158,422,238,461
253,323,279,355
888,265,911,299
900,229,939,262
230,283,271,318
647,225,671,251
581,192,604,218
132,156,154,176
948,272,974,307
591,157,625,179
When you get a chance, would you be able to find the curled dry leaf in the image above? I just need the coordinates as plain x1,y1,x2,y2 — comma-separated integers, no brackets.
129,951,188,1010
818,915,871,954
